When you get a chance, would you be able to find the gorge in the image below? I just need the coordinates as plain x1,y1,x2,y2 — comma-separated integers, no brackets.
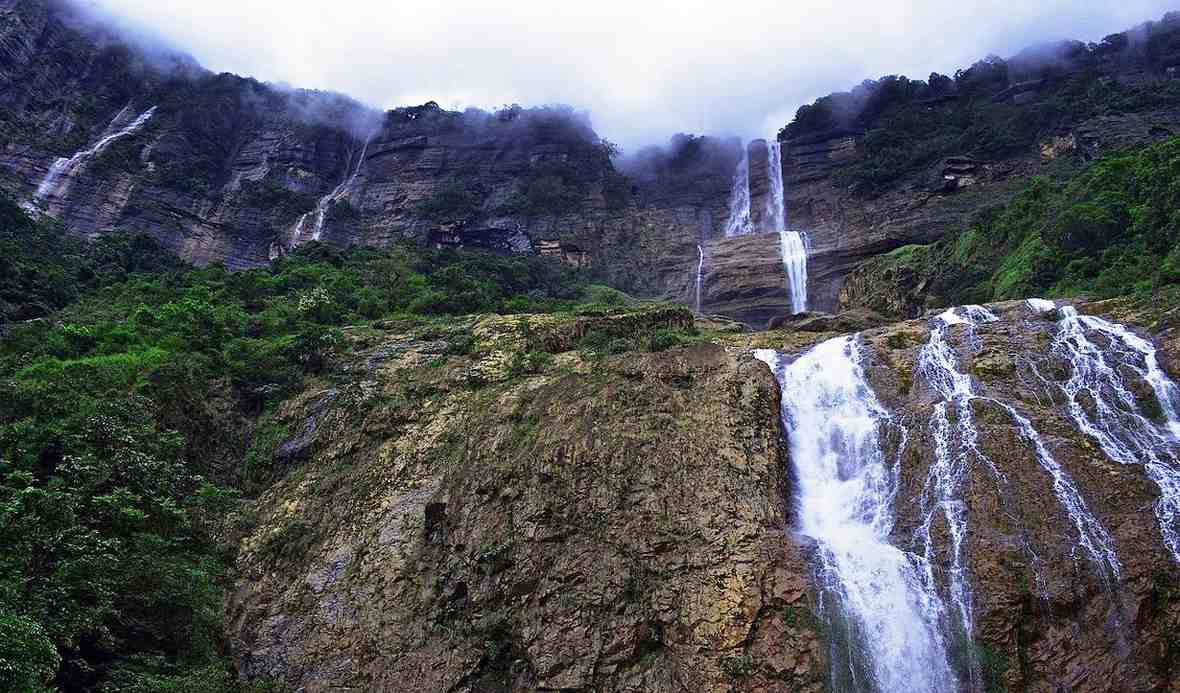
5,1,1180,691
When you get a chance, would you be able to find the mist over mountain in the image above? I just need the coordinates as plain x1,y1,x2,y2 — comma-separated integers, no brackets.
74,0,1180,149
8,1,1180,692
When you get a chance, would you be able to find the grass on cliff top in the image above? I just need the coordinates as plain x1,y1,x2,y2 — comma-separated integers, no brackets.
0,193,652,692
849,134,1180,314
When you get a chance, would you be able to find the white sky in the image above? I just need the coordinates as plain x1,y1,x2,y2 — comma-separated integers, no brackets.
78,0,1179,150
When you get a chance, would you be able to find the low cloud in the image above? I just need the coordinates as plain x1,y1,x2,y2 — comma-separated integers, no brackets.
75,0,1179,150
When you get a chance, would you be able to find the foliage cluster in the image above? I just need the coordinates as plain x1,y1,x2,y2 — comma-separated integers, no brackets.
781,12,1180,195
859,135,1180,305
0,197,598,690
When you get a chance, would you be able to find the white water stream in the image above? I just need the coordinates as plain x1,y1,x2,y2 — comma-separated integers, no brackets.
756,338,957,693
27,105,156,209
1044,303,1180,562
914,306,1001,657
918,305,1121,591
289,134,373,247
695,244,704,313
722,147,752,237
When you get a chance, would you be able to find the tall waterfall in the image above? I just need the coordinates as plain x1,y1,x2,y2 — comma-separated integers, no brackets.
756,339,957,693
779,228,808,314
1039,302,1180,562
766,141,808,313
723,140,808,313
27,105,157,209
764,141,785,233
289,134,374,247
722,147,752,237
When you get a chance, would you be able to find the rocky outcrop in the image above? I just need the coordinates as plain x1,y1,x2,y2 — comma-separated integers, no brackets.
224,298,1180,691
227,313,826,692
851,299,1180,691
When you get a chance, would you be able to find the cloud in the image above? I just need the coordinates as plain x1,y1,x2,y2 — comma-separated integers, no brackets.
74,0,1179,150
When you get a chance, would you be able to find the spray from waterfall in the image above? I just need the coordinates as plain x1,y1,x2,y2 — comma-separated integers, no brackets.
756,338,957,693
26,105,157,210
1036,302,1180,562
289,133,374,248
722,147,752,237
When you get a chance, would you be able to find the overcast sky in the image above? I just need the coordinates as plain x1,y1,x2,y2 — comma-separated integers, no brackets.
79,0,1179,150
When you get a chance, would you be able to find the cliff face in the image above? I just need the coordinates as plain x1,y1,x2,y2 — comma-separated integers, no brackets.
226,298,1180,692
227,311,827,693
7,1,1180,327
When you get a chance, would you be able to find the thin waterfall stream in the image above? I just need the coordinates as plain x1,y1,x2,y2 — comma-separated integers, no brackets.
695,244,704,313
289,133,374,248
26,105,157,211
1032,300,1180,561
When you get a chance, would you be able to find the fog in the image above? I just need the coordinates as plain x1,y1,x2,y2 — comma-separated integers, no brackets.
76,0,1180,150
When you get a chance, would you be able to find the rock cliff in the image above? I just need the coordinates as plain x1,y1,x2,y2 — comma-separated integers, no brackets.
225,298,1180,691
11,1,1180,327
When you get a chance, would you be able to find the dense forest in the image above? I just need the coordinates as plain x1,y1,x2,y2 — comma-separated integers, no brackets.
781,12,1180,195
0,197,660,691
847,134,1180,315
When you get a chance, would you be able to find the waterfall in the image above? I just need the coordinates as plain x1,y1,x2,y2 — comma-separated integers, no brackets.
722,147,751,237
755,338,957,693
1044,303,1180,562
915,306,1002,663
918,305,1121,591
766,140,808,313
695,244,704,313
780,228,808,314
28,105,156,208
289,133,374,247
765,141,785,233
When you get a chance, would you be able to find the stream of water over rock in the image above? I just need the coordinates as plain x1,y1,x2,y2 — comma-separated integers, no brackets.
724,141,807,313
288,133,374,248
26,105,157,210
756,338,957,693
1037,302,1180,562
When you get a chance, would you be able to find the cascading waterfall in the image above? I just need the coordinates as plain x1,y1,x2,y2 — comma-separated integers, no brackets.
994,397,1122,583
766,140,808,313
289,133,374,247
918,305,1121,591
755,338,957,693
1036,301,1180,562
27,105,157,209
695,244,704,313
779,228,808,314
915,306,1003,661
722,147,752,237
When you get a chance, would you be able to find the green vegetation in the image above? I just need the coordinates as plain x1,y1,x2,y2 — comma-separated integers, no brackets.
417,180,487,220
782,12,1180,195
0,196,604,690
854,135,1180,307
